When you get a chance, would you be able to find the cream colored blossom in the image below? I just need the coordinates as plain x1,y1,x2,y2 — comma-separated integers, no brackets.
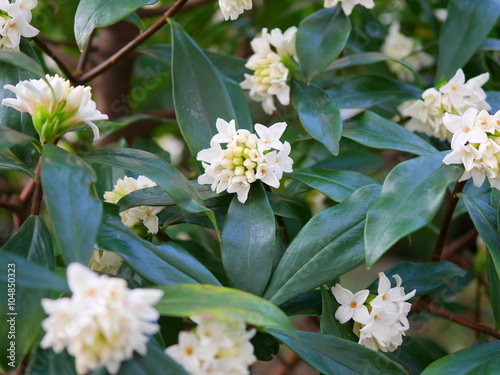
89,250,124,275
0,0,38,50
218,0,252,21
324,0,374,15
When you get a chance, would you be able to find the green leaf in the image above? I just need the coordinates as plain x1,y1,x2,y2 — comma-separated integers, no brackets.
0,125,38,153
0,153,36,178
421,340,500,374
98,205,221,286
462,194,500,280
0,217,55,369
388,337,448,375
263,184,382,306
25,347,76,375
292,80,342,156
280,290,322,317
154,284,295,334
0,50,44,78
486,251,500,329
436,0,500,81
170,19,239,158
320,285,357,341
81,148,217,231
326,52,419,81
42,145,102,265
343,111,438,156
74,0,157,50
368,261,466,297
287,167,378,203
267,329,405,375
327,75,422,109
296,6,351,82
365,152,463,267
0,251,68,291
221,182,275,295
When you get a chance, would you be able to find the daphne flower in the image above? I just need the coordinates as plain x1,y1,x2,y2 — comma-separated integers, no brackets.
443,108,488,148
324,0,374,16
0,0,38,50
2,74,108,142
89,250,124,275
197,119,292,203
218,0,252,21
166,316,256,375
104,176,165,234
40,263,163,374
331,284,370,324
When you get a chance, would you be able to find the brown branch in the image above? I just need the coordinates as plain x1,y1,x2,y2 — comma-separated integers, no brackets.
0,195,21,211
30,162,43,216
441,227,478,260
74,30,95,80
32,36,75,82
77,0,189,84
426,302,500,339
137,0,212,17
432,180,467,262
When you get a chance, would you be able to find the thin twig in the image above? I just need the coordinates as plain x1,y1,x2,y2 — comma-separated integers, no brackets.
74,30,95,80
77,0,188,84
432,180,467,262
0,195,21,211
426,302,500,339
441,227,478,260
32,36,75,82
30,162,43,216
137,0,212,17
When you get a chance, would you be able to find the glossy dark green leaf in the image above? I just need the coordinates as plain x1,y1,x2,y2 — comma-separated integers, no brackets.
263,184,382,306
343,111,438,156
0,50,44,77
0,251,68,291
486,251,500,331
365,152,463,267
81,148,217,230
0,125,38,153
42,145,102,265
170,19,238,157
287,167,378,203
292,80,342,156
74,0,157,50
0,153,36,178
487,91,500,113
268,193,311,225
97,205,221,286
320,285,357,341
221,182,275,295
154,284,295,334
462,194,500,280
367,261,466,297
421,340,500,374
296,6,351,82
25,347,76,375
327,75,421,109
268,329,405,375
280,290,322,317
388,337,448,375
436,0,500,81
0,217,55,369
326,52,418,81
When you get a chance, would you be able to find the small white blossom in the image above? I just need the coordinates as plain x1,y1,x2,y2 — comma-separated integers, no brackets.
324,0,374,16
218,0,252,21
331,284,370,324
89,250,124,275
104,175,165,234
197,119,293,203
166,316,256,375
40,263,163,374
2,74,108,142
0,0,38,50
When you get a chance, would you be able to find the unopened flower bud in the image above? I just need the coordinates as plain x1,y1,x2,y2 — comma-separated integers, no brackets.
233,157,244,166
245,170,257,183
233,146,244,157
243,159,256,170
234,166,245,176
221,158,234,169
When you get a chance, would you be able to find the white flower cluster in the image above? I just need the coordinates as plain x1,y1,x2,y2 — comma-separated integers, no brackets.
241,27,297,115
104,175,165,234
197,118,293,204
324,0,374,16
401,69,491,141
443,107,500,189
40,263,163,374
331,272,416,352
381,23,434,82
0,0,38,50
2,74,108,142
166,316,256,375
218,0,252,21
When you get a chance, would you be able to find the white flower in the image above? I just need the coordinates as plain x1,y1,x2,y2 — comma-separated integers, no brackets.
2,74,108,142
218,0,252,21
324,0,374,15
40,263,163,374
104,175,165,234
331,284,370,324
443,108,488,149
0,0,38,50
197,119,291,203
89,250,124,275
267,26,298,58
166,316,256,375
440,70,491,113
